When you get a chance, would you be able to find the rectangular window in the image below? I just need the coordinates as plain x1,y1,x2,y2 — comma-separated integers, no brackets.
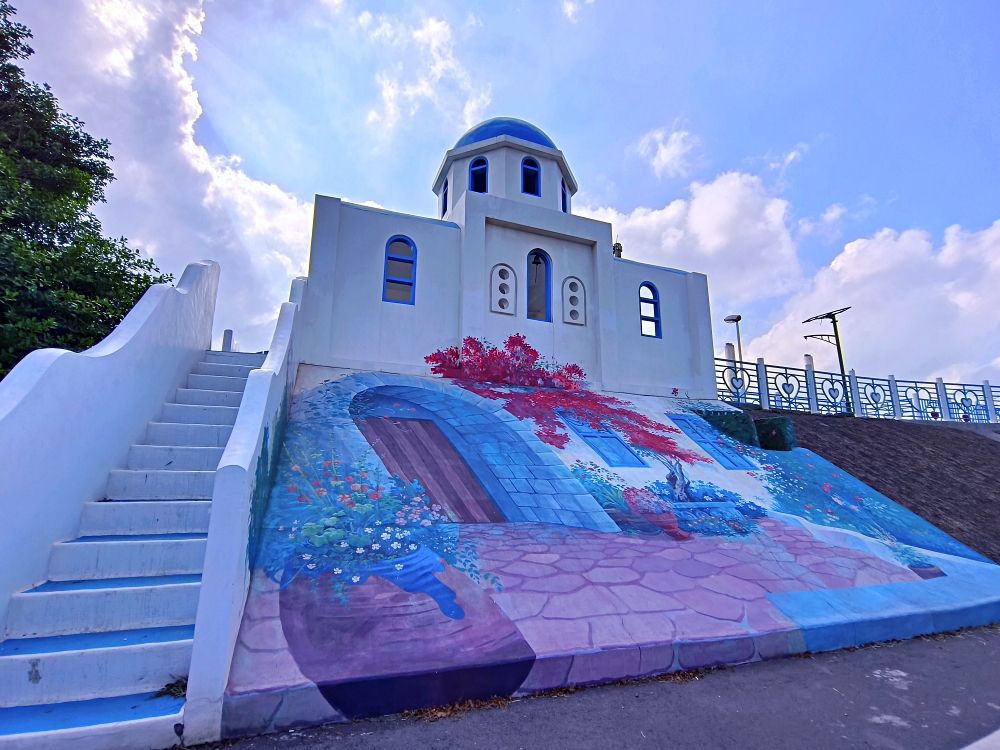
561,412,646,467
668,414,755,470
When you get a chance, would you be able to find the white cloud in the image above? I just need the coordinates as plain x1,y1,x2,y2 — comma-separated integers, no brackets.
89,0,154,77
749,221,1000,382
21,0,312,350
578,171,800,308
362,15,491,134
797,202,846,239
635,128,697,179
561,0,595,22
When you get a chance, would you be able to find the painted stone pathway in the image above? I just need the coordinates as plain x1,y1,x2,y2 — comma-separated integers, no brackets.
222,515,936,735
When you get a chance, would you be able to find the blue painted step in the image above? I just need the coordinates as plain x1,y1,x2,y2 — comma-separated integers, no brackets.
0,692,184,736
0,625,195,656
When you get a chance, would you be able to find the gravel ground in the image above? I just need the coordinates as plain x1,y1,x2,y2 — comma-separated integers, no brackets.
747,411,1000,563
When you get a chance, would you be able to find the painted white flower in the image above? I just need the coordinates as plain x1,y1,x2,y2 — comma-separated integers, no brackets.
374,520,382,526
333,568,342,575
301,554,313,560
364,527,373,534
351,575,360,583
395,533,404,539
340,541,348,548
288,534,295,539
371,543,380,550
395,563,404,571
356,548,365,554
408,544,418,551
306,563,317,569
391,542,401,549
279,526,285,531
381,532,391,540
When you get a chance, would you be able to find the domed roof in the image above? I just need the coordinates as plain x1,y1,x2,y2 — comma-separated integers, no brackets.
454,117,556,150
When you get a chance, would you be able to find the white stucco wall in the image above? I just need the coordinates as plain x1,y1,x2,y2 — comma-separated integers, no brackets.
0,261,219,625
295,199,463,373
482,223,599,378
297,132,716,398
609,258,716,398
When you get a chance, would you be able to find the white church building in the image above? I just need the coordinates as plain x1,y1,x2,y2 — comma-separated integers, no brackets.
295,117,717,398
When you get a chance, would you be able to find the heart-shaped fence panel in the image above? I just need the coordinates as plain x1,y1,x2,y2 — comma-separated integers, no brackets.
952,389,980,411
863,383,887,408
722,367,750,397
820,378,845,404
773,372,801,401
905,386,933,409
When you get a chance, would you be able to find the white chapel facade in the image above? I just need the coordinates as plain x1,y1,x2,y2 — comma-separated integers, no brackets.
294,117,717,398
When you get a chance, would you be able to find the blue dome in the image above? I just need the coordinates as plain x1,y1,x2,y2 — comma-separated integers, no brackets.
454,117,556,150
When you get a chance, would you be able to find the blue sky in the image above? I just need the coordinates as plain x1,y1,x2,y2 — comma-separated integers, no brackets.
18,0,1000,382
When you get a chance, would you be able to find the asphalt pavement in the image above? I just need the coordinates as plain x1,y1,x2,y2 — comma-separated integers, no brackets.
203,624,1000,750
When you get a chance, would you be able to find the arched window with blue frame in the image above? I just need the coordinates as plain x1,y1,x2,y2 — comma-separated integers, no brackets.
527,249,551,322
639,283,660,337
521,157,541,196
469,157,488,194
561,179,568,213
383,236,417,305
441,180,448,218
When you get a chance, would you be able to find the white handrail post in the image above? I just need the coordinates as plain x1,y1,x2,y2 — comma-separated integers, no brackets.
935,377,952,421
848,370,862,417
888,375,903,419
804,355,819,413
984,380,998,423
756,358,769,410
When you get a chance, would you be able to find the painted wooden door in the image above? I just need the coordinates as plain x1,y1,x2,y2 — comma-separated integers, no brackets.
354,417,505,523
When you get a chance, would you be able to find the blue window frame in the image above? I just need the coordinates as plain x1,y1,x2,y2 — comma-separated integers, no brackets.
639,283,660,338
522,157,541,196
469,157,488,193
668,414,755,470
382,236,416,305
561,412,646,467
441,180,448,218
527,249,551,321
561,179,568,212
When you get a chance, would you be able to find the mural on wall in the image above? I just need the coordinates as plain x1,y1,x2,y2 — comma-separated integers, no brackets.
223,335,998,736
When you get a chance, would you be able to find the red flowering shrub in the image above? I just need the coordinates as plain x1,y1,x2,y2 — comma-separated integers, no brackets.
425,335,704,464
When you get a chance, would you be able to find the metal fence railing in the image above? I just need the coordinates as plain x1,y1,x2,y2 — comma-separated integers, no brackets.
715,359,760,405
713,357,1000,424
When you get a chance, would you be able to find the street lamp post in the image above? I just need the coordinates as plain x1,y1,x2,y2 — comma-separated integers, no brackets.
724,314,744,364
803,306,852,414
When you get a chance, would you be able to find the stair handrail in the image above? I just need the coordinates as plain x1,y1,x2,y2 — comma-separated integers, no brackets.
184,276,305,743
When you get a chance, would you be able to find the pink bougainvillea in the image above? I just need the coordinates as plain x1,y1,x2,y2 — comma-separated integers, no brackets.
425,335,705,464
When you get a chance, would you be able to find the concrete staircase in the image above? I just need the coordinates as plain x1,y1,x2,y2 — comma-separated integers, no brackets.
0,350,264,748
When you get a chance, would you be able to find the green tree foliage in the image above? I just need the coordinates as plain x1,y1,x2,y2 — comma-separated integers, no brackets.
0,2,170,378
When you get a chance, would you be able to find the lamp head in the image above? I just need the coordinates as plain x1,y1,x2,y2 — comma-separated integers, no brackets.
724,315,742,324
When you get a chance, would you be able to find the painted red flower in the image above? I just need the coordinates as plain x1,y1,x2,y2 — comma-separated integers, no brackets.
425,335,703,463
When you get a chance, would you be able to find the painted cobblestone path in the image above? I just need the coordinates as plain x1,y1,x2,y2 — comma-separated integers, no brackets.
220,358,1000,737
467,517,921,687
